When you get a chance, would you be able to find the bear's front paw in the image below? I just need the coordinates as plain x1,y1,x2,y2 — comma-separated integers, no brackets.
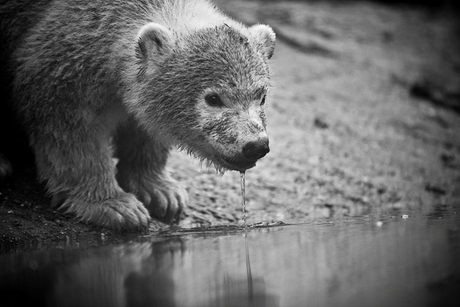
125,175,189,223
58,192,150,231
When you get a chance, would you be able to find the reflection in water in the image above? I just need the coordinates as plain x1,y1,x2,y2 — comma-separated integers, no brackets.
0,209,459,307
245,231,254,304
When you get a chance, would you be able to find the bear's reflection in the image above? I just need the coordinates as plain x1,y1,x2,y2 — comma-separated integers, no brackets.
47,239,278,307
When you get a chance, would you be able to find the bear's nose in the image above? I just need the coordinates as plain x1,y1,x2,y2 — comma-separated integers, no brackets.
242,138,270,160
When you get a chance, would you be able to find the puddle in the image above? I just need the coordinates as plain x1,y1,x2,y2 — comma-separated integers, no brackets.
0,209,459,307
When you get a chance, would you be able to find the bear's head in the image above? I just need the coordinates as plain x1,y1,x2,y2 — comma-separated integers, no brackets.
135,22,275,172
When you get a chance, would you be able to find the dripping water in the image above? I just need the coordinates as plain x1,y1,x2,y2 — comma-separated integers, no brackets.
240,172,246,227
241,172,254,301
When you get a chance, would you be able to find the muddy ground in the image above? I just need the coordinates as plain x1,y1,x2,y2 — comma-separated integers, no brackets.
1,0,459,251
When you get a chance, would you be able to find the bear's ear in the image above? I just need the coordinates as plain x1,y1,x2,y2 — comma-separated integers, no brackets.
136,23,174,72
249,24,276,60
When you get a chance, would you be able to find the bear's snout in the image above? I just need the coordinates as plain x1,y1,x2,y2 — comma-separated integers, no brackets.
242,138,270,161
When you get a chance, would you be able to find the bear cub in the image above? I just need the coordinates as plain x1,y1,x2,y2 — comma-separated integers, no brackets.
0,0,275,231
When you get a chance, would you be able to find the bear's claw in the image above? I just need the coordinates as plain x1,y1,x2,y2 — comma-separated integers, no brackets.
120,173,188,224
144,177,188,223
58,192,151,232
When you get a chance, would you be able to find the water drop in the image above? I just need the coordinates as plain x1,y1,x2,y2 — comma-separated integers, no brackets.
240,172,246,227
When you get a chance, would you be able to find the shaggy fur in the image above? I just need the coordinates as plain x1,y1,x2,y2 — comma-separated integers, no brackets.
0,0,275,231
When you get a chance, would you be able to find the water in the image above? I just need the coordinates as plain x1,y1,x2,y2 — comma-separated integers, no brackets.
244,232,254,305
240,172,246,227
0,207,459,307
241,171,253,302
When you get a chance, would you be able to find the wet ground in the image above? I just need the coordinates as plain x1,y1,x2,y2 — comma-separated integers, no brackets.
1,0,460,306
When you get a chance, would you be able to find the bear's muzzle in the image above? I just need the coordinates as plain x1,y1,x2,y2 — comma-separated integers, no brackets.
242,138,270,161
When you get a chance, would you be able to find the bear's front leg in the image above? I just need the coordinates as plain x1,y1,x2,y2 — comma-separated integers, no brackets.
33,127,150,232
115,120,188,223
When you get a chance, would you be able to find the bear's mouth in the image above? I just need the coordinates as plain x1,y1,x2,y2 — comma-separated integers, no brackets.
189,144,259,172
220,156,257,172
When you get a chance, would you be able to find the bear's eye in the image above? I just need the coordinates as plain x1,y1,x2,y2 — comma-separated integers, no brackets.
205,93,224,107
260,95,266,106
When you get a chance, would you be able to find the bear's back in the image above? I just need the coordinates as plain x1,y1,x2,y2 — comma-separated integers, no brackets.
14,0,238,62
11,0,240,99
